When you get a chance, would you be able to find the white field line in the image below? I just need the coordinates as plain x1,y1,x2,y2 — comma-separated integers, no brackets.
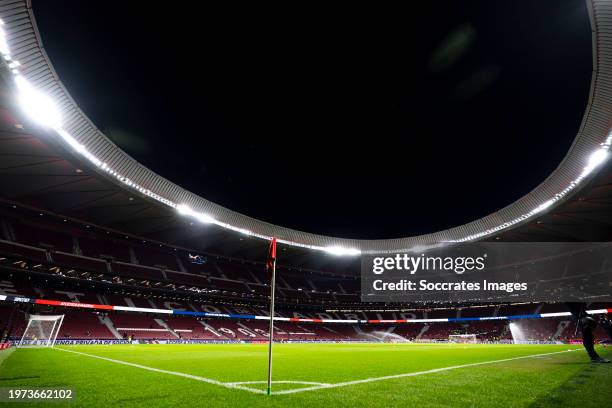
228,380,330,386
273,349,581,395
226,380,331,393
54,347,581,396
54,347,265,395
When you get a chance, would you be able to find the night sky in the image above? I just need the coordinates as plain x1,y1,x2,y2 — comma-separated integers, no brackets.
32,1,592,239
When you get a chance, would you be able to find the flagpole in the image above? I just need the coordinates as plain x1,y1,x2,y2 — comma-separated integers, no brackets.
266,256,277,396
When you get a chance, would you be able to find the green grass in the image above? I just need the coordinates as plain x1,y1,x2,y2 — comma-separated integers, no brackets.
0,343,610,407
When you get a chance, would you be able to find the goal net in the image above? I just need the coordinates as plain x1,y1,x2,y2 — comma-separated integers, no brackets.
18,314,64,348
449,334,477,344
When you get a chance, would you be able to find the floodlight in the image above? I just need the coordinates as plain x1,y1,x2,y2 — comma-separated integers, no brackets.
533,199,554,214
195,213,215,224
324,246,361,256
586,148,608,172
14,76,62,128
176,204,193,216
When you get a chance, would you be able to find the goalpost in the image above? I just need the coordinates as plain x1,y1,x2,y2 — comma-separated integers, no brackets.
18,314,64,348
449,334,477,344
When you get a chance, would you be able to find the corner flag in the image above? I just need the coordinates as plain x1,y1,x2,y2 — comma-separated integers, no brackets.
266,237,276,280
266,237,277,396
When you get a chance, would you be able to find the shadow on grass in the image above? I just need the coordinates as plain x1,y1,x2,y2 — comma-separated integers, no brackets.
528,351,612,408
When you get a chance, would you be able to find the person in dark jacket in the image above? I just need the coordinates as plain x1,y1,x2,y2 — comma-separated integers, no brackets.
566,303,611,363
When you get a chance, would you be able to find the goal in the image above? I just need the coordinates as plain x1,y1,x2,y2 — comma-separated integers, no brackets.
18,314,64,348
449,334,477,344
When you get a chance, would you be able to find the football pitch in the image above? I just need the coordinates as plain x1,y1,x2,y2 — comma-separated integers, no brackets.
0,343,610,407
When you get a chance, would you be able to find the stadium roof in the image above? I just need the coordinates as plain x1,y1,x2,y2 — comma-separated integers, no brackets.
0,0,612,259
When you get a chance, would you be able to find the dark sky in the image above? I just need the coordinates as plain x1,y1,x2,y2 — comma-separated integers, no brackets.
32,1,592,239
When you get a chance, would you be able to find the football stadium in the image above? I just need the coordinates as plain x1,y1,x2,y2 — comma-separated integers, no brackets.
0,0,612,407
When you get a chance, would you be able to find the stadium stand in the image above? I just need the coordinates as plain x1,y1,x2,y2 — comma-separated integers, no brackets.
0,205,610,345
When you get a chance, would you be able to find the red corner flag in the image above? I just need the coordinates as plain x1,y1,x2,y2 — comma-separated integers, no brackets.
266,237,278,395
266,237,277,280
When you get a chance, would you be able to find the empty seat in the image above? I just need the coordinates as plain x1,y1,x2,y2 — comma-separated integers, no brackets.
111,262,164,281
0,240,47,262
52,252,107,274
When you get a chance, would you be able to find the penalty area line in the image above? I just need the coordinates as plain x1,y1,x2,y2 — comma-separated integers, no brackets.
273,348,582,395
54,347,266,395
227,380,331,386
225,380,332,394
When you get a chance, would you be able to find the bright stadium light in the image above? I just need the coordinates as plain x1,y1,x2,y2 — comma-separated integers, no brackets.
0,20,9,55
586,148,608,172
14,75,62,128
195,213,215,224
237,228,253,236
324,246,362,256
176,204,214,224
176,204,194,216
533,199,554,214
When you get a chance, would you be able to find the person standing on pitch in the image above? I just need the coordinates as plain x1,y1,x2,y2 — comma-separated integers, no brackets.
566,303,611,363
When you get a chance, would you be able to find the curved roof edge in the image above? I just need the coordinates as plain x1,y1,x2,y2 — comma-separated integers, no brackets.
0,0,610,254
